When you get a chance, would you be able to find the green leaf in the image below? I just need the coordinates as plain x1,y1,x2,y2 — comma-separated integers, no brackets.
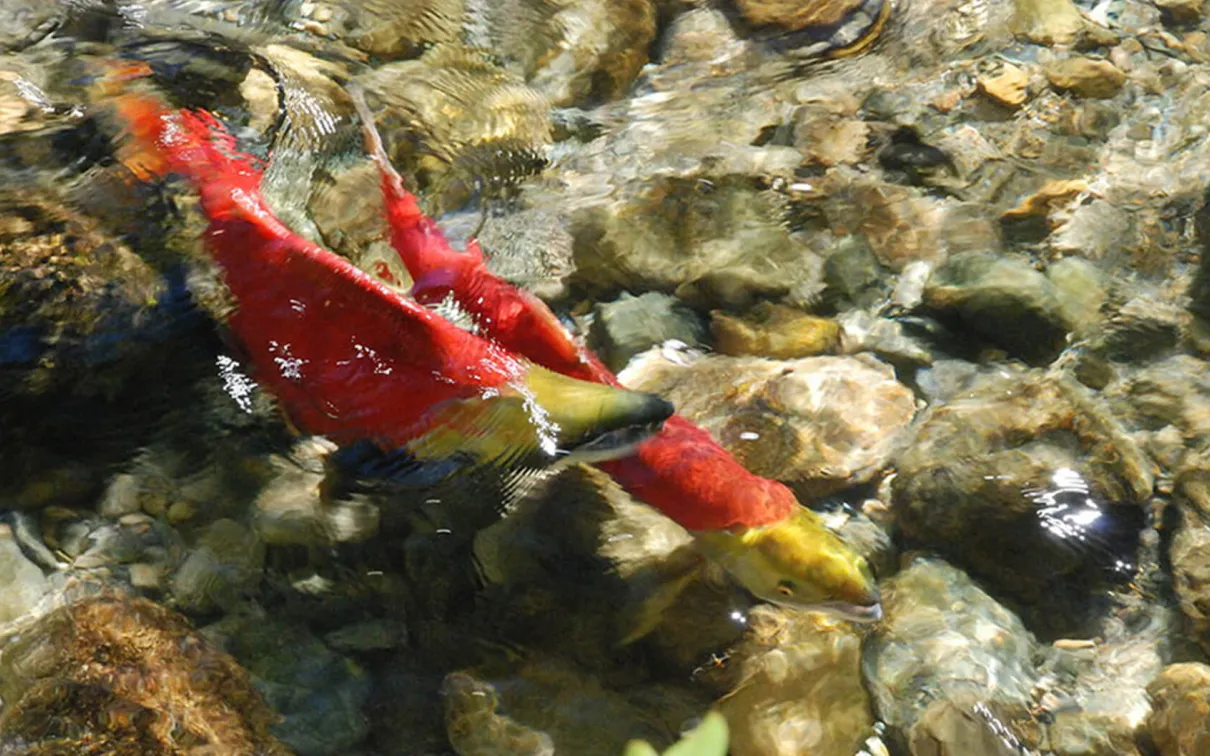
622,712,729,756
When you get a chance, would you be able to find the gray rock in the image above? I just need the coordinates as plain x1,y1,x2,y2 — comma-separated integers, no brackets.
922,251,1068,365
863,558,1040,752
97,474,142,518
893,369,1153,622
588,292,708,372
204,611,372,756
0,523,50,625
170,519,265,614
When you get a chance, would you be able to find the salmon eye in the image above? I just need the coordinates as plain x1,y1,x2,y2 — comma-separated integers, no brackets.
776,580,796,597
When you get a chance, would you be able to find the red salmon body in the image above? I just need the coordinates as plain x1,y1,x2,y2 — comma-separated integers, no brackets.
108,95,663,459
353,91,797,529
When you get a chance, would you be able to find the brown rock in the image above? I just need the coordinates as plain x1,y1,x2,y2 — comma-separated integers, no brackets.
1154,0,1205,23
1045,57,1128,99
1011,0,1085,45
1146,663,1210,756
711,303,840,359
1001,179,1089,223
977,64,1030,108
797,116,871,166
717,608,872,756
732,0,865,32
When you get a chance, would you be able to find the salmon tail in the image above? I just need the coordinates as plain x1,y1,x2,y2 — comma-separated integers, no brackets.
347,83,477,282
97,74,265,219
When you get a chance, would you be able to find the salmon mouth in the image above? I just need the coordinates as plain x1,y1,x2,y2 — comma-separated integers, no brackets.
555,420,666,467
815,600,883,623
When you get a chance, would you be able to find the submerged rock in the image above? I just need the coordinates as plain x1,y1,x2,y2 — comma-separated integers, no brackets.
893,368,1153,621
711,303,841,360
588,292,709,372
443,655,708,755
170,518,265,615
359,45,552,213
711,607,873,756
1146,663,1210,756
570,174,820,310
203,610,371,756
621,350,916,498
472,464,711,658
0,523,50,624
0,596,290,755
470,0,657,106
921,252,1069,365
863,558,1040,752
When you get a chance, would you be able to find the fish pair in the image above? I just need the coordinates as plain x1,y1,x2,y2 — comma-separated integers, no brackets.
348,87,881,622
102,72,673,490
105,69,879,622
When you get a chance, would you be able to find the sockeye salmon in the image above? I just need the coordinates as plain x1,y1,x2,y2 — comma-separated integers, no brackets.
349,86,881,621
102,74,674,484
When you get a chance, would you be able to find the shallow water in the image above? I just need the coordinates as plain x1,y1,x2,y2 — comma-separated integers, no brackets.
2,0,1210,755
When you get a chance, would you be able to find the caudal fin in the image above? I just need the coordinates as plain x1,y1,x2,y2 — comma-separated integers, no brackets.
95,66,265,220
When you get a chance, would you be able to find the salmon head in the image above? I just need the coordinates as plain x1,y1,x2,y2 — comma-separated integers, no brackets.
696,507,882,622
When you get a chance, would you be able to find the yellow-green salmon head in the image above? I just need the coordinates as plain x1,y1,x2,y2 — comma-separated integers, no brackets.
696,508,881,622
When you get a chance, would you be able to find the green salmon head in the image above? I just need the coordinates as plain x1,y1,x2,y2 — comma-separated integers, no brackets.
697,508,882,622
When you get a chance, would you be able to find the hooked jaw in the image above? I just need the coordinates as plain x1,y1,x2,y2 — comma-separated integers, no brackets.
695,508,883,623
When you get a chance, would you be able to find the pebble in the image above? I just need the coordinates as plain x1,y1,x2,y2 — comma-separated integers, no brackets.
977,63,1031,108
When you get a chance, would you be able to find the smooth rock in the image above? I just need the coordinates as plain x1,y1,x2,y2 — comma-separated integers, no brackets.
710,303,840,360
1045,58,1128,100
0,524,50,624
170,519,265,614
588,292,709,373
922,251,1068,365
621,351,916,498
1011,0,1089,45
864,558,1040,751
97,473,142,518
1146,663,1210,756
893,370,1153,618
714,607,873,756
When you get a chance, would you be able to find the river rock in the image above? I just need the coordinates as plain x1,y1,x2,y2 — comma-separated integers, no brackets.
711,303,841,360
710,607,873,756
588,292,709,372
443,655,708,755
471,0,657,106
359,45,552,214
571,175,823,310
1146,663,1210,756
921,251,1069,365
1045,58,1129,100
472,464,710,659
0,523,49,625
620,350,917,498
863,558,1041,752
893,369,1153,622
203,610,372,756
170,519,265,615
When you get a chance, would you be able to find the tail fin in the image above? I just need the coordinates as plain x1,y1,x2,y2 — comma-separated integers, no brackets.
97,73,265,221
